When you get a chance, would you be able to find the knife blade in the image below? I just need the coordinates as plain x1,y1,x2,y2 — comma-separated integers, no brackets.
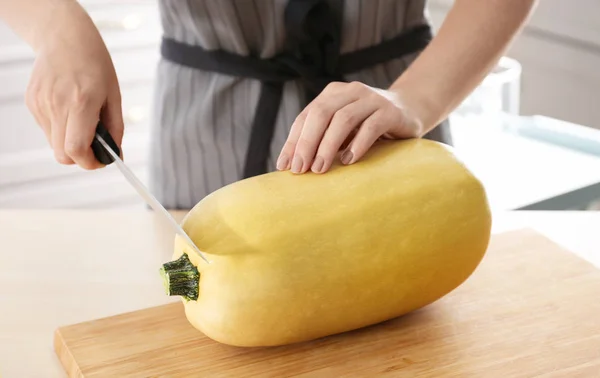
91,121,210,264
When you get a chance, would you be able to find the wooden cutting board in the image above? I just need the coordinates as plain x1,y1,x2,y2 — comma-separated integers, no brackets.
54,229,600,377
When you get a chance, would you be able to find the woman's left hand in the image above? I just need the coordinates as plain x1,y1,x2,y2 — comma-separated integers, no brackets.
276,81,425,174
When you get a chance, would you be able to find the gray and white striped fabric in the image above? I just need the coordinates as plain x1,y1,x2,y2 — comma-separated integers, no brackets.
148,0,451,210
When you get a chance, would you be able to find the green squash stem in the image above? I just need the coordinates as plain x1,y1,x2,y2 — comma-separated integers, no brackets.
159,253,199,302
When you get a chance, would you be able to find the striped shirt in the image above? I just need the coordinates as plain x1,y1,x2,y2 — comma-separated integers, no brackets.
149,0,451,209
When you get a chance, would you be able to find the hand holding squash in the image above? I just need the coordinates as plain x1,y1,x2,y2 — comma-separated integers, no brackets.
276,81,426,174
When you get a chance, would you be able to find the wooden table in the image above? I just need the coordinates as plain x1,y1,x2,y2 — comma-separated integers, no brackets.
0,210,598,377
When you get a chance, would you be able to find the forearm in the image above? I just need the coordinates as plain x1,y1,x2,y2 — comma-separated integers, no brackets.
390,0,537,134
0,0,97,52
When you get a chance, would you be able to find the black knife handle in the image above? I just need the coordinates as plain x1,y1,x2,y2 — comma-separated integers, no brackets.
91,121,121,165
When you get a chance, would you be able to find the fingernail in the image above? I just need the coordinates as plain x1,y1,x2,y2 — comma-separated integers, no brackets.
341,150,354,165
276,154,289,170
311,156,324,173
291,155,303,173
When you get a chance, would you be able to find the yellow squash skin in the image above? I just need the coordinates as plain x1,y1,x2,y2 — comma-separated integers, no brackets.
169,138,492,347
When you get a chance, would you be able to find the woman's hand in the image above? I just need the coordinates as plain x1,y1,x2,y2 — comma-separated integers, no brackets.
23,1,124,169
276,81,426,174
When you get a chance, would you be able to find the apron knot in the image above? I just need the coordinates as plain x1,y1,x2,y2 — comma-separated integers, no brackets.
282,0,343,99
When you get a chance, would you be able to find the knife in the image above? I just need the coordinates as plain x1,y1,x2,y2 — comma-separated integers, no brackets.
91,121,210,264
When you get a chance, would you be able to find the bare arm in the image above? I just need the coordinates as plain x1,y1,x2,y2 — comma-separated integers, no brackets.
0,0,85,51
391,0,538,133
0,0,124,169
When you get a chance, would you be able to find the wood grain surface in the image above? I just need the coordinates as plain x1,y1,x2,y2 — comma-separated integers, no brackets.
54,229,600,377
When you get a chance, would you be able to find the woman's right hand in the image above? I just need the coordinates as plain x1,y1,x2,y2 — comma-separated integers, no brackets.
24,1,124,170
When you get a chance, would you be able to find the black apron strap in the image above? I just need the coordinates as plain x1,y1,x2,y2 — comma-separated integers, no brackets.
243,81,284,178
160,1,432,179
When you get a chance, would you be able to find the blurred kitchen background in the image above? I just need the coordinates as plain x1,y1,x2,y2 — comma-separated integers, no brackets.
0,0,599,212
